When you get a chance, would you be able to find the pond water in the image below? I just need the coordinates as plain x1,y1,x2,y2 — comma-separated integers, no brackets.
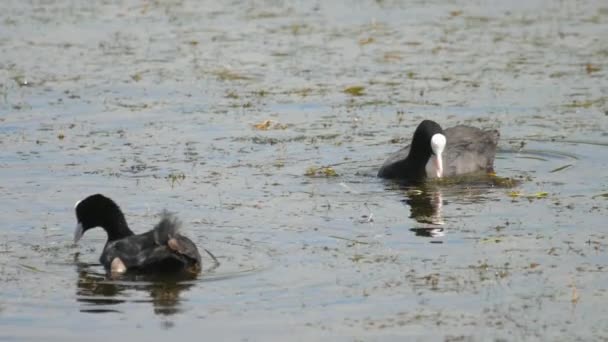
1,0,607,340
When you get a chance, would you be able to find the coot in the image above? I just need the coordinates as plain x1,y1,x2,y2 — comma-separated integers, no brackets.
74,194,201,274
378,120,499,182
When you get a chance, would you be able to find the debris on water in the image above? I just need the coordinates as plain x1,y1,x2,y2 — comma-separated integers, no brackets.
305,166,338,177
253,120,272,130
359,213,374,223
383,51,402,62
585,63,601,74
518,141,526,151
591,192,608,199
19,264,43,273
358,37,374,45
450,10,463,17
479,237,502,243
253,120,288,130
166,172,186,187
564,99,598,108
508,191,521,198
288,87,314,97
350,254,365,262
549,164,573,173
343,86,365,96
531,192,549,199
226,90,239,99
489,175,520,187
57,133,65,140
571,278,580,304
12,76,30,87
214,68,251,81
329,235,370,245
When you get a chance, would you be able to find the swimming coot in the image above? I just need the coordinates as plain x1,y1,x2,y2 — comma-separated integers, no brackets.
378,120,499,182
74,194,201,274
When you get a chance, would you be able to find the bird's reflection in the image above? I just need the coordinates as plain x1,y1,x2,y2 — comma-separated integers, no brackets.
386,173,518,239
401,186,446,238
75,259,197,316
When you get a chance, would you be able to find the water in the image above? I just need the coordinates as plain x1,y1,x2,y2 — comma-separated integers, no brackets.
1,0,607,340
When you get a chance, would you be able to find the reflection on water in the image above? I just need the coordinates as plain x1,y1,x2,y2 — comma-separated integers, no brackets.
410,226,446,238
404,189,445,226
403,187,446,238
389,173,518,239
75,262,197,316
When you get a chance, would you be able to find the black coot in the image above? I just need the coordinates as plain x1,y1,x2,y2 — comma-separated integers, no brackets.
378,120,499,182
74,194,201,274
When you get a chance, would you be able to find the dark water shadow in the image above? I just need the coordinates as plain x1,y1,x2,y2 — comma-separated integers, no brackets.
75,261,198,316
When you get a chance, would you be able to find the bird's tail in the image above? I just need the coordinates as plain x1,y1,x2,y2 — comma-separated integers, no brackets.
153,210,181,246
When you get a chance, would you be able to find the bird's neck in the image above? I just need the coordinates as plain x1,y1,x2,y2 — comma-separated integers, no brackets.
105,212,134,241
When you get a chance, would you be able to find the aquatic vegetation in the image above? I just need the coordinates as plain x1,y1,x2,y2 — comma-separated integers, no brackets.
343,86,365,96
213,68,251,81
305,166,338,177
166,172,186,187
507,191,549,199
